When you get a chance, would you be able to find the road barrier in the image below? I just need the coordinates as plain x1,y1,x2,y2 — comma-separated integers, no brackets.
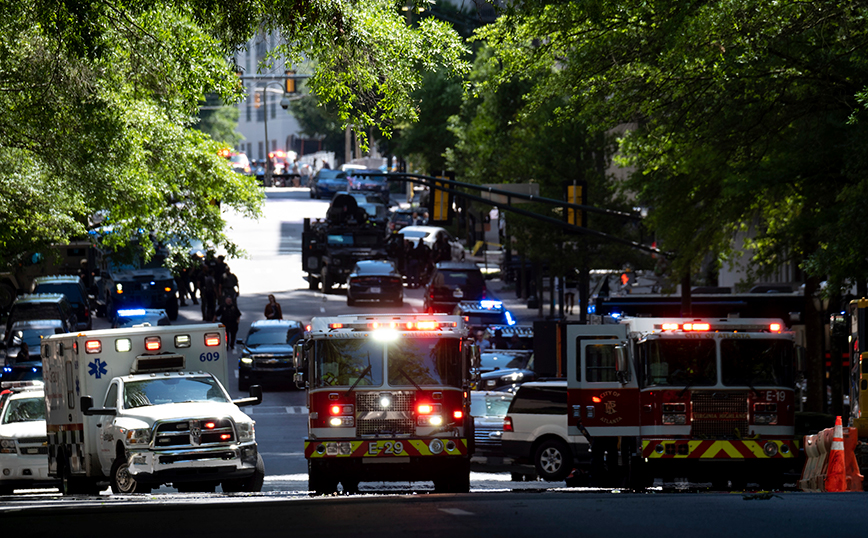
798,416,863,492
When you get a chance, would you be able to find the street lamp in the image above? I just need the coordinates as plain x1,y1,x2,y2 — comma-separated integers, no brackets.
256,81,287,187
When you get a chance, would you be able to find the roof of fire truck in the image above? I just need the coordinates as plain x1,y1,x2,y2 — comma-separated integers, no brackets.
603,315,791,337
307,313,467,337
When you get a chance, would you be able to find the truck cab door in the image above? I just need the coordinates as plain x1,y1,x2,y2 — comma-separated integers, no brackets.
96,382,120,475
566,325,639,438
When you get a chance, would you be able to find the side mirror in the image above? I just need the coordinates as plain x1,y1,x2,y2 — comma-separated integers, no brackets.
294,342,308,389
234,385,263,407
81,396,117,416
615,345,630,384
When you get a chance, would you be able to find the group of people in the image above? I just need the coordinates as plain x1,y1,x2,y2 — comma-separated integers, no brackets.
395,236,453,288
474,328,527,351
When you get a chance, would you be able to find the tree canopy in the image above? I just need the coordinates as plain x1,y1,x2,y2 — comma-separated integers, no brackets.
0,0,468,262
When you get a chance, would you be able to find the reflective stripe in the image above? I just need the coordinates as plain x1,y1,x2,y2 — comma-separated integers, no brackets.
832,440,845,450
641,439,797,459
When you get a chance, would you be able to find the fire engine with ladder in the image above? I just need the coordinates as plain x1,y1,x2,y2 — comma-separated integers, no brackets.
294,313,477,494
562,315,804,489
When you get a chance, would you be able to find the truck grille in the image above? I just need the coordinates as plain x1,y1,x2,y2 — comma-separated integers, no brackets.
473,423,503,450
153,418,235,447
691,392,748,439
356,391,415,437
16,437,49,455
252,356,292,369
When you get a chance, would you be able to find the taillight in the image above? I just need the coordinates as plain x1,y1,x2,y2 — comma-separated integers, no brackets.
503,416,513,432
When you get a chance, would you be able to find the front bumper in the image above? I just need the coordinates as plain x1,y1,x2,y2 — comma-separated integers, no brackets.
127,442,258,484
0,453,58,490
640,439,799,460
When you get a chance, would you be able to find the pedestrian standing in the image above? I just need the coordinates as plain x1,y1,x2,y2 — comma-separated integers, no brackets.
405,240,419,288
222,267,239,301
215,296,242,349
200,267,218,322
264,294,283,320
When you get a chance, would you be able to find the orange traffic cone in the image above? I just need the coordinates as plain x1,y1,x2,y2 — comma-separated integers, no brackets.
825,416,847,492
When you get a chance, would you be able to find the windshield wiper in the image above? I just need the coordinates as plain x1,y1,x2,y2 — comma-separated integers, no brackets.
398,367,423,391
345,364,372,396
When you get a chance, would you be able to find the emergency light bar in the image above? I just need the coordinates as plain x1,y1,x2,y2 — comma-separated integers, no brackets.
117,309,146,316
656,322,785,333
328,321,457,331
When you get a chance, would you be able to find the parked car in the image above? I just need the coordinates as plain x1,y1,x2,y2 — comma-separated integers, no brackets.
471,391,532,476
347,169,390,200
0,383,57,494
310,169,349,199
387,208,416,234
399,225,465,261
238,319,305,391
112,308,171,328
477,352,537,392
228,152,251,175
31,274,92,330
423,262,489,314
4,294,76,343
346,260,403,307
501,380,590,482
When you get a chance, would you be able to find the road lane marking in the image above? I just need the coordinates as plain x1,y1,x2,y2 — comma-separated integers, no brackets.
439,508,474,516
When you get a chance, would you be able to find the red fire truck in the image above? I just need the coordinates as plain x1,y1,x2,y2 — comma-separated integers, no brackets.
564,315,804,489
294,314,476,494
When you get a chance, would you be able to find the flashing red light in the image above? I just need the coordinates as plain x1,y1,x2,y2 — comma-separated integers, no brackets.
85,340,102,354
453,410,463,420
417,404,433,414
592,396,602,403
330,405,341,416
662,323,679,331
683,323,710,331
204,422,216,429
220,434,231,440
416,321,439,330
305,324,312,332
329,323,344,329
770,323,782,332
204,333,221,347
144,337,161,351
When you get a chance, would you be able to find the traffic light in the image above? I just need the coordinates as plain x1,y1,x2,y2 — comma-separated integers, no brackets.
564,180,587,228
428,171,455,225
254,91,261,109
285,70,296,94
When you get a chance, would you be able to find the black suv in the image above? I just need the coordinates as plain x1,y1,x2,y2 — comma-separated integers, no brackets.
31,275,92,330
452,300,516,333
238,319,305,391
4,294,77,342
424,262,489,314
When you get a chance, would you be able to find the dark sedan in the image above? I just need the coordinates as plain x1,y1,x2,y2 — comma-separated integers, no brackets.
310,169,348,199
112,308,171,328
238,319,304,390
347,260,403,307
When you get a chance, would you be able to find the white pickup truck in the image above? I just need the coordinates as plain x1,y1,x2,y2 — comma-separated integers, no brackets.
42,324,263,494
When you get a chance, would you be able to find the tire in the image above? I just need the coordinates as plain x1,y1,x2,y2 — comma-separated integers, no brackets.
309,189,315,199
534,439,573,482
111,457,150,494
166,297,179,321
347,297,356,306
433,460,471,493
321,267,333,294
308,460,338,495
340,479,360,495
0,282,16,312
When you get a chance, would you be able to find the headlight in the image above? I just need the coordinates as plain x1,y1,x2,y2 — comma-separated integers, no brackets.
237,422,255,442
240,357,253,364
124,428,151,446
0,439,15,453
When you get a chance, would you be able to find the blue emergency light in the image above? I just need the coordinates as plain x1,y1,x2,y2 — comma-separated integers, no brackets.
117,309,147,316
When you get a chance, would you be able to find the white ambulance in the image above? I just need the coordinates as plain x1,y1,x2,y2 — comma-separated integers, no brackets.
42,324,263,494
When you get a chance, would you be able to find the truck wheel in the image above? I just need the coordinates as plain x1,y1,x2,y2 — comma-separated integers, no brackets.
0,282,15,312
321,267,333,294
111,457,150,494
347,296,356,307
166,297,179,321
308,460,338,495
534,439,572,482
243,453,266,492
308,275,319,291
433,460,471,493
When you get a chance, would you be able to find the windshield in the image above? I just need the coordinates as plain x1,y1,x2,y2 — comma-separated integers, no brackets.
10,303,63,323
720,338,794,387
326,234,381,247
246,326,302,347
3,397,45,424
387,337,463,388
401,230,427,240
9,328,60,349
314,339,384,387
465,313,508,327
438,270,484,288
34,283,84,303
122,377,228,408
642,338,716,387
